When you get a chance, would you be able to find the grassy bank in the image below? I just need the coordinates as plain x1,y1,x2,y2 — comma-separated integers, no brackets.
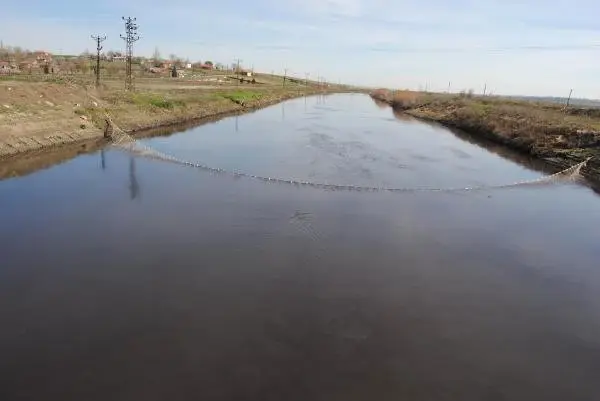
0,78,342,161
371,89,600,181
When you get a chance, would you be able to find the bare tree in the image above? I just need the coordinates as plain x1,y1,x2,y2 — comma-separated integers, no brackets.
153,47,161,66
13,47,24,61
75,58,90,74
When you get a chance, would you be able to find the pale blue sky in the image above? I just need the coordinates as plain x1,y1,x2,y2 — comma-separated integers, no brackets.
2,0,600,97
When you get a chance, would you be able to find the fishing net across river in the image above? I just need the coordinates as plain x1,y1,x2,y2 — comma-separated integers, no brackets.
109,122,591,194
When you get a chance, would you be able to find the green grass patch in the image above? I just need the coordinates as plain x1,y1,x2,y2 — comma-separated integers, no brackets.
130,93,184,109
468,101,493,116
220,90,263,103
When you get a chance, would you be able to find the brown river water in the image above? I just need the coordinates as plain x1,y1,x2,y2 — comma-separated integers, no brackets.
1,94,599,401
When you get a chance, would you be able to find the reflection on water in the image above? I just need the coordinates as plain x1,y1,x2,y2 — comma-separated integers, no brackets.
372,98,390,109
100,149,106,171
97,149,141,200
392,107,416,122
1,94,600,401
128,156,140,200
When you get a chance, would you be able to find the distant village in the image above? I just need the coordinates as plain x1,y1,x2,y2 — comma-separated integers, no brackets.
0,46,253,77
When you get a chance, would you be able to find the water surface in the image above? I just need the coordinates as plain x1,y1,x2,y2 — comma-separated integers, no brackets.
1,94,599,401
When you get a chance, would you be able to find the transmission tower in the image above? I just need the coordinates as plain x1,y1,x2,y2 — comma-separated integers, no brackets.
120,17,139,91
91,34,106,87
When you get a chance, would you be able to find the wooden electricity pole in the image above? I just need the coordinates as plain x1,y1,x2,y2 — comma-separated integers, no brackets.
91,34,106,87
234,58,242,86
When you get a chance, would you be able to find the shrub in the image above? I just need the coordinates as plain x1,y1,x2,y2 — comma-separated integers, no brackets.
371,88,391,101
390,90,421,108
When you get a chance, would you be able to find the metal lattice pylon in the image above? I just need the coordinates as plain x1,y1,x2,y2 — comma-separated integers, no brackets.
120,17,139,91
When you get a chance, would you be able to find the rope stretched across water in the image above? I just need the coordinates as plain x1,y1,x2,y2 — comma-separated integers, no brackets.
52,76,591,193
109,126,591,193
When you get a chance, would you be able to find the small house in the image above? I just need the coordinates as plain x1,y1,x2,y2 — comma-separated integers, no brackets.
0,61,13,74
18,59,38,72
34,51,52,64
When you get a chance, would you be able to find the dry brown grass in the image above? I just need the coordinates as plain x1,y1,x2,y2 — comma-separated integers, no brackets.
371,89,422,108
391,90,421,108
371,88,600,177
420,96,600,152
372,88,600,154
0,78,325,143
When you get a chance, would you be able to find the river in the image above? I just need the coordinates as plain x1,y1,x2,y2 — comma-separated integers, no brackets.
1,94,599,401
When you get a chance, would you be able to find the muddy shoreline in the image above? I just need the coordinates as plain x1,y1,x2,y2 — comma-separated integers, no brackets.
0,90,340,179
371,93,600,185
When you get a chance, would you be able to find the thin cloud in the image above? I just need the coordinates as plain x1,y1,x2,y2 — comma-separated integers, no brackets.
2,0,600,97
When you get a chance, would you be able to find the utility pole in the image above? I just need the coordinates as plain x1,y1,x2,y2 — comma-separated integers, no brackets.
305,72,309,86
234,58,242,86
91,34,106,87
120,16,139,91
448,81,451,93
483,83,487,96
283,68,288,87
566,88,574,109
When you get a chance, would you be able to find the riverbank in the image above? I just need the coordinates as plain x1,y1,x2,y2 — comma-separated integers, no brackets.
371,89,600,182
0,79,345,162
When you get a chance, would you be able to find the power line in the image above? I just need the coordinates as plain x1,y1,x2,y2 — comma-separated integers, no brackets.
120,17,139,91
91,34,106,88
